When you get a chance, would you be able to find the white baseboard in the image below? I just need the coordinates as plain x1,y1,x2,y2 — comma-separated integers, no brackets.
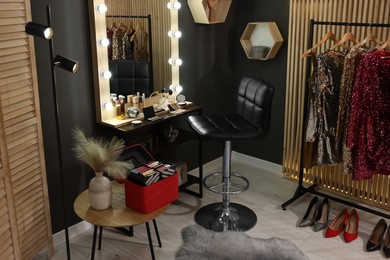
53,221,93,246
232,151,283,174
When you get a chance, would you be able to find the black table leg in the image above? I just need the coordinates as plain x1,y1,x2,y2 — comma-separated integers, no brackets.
145,222,155,260
91,225,98,260
98,226,103,250
152,219,162,247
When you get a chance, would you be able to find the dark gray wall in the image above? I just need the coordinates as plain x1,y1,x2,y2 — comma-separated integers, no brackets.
30,0,289,233
30,0,96,233
233,1,289,163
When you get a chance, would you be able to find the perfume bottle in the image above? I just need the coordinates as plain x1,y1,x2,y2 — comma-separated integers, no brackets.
118,95,125,120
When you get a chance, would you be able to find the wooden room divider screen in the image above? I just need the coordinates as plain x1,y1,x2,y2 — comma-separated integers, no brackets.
283,0,390,212
0,0,53,259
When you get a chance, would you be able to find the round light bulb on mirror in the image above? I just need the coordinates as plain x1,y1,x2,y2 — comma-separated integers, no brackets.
169,84,183,93
168,58,182,66
99,38,110,47
96,4,107,13
101,70,112,79
175,85,183,93
103,101,113,110
168,30,182,38
167,2,181,10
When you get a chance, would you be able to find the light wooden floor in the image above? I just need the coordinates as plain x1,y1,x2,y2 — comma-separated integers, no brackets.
35,158,388,260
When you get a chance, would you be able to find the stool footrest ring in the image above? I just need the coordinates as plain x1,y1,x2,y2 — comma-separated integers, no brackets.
203,172,249,195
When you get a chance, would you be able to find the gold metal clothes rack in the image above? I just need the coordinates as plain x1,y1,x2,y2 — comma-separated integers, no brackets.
282,19,390,219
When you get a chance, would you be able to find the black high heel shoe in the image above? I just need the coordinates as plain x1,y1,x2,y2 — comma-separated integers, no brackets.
383,225,390,258
313,198,330,232
299,196,319,227
366,218,387,252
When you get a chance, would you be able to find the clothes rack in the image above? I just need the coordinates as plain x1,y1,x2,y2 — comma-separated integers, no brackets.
281,19,390,219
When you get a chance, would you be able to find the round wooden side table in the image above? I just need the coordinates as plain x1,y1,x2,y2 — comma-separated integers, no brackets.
74,181,169,260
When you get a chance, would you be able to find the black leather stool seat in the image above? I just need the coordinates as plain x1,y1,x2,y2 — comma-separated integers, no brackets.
187,76,274,232
187,114,266,141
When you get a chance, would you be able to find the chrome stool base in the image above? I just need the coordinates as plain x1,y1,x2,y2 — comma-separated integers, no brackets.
194,202,257,232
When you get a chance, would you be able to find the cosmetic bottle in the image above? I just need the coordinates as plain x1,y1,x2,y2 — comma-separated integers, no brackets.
132,95,139,109
118,95,126,119
115,97,121,120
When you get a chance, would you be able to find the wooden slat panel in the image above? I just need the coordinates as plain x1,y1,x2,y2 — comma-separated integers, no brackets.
3,105,35,124
0,46,28,57
0,38,27,49
15,188,42,213
0,66,30,79
0,59,29,72
0,10,25,18
0,78,31,94
0,17,25,26
283,0,390,211
0,32,26,41
0,182,13,259
9,157,39,182
2,91,33,107
0,3,25,11
5,124,36,146
12,173,40,195
0,0,53,258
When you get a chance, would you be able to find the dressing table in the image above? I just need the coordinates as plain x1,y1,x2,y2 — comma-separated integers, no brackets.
97,104,203,198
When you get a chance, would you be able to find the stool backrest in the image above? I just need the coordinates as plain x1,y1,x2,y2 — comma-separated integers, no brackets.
237,76,274,137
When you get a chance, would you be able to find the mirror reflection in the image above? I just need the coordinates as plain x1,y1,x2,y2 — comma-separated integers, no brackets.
89,0,177,124
105,0,171,97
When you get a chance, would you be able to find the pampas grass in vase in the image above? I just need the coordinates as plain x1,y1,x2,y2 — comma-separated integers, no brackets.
72,128,133,210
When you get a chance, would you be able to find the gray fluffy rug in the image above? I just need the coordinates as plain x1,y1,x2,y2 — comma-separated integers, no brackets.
175,225,309,260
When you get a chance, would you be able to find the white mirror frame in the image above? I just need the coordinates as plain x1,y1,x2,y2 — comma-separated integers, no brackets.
88,0,180,125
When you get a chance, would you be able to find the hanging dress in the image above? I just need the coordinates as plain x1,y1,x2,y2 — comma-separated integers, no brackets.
336,46,368,174
304,49,346,167
133,24,149,61
347,49,390,180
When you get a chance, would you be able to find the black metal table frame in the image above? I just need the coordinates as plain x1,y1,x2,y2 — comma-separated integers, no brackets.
90,219,161,260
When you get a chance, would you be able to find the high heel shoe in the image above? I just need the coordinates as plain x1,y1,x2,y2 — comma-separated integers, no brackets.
383,225,390,258
325,208,349,238
299,196,319,227
344,209,359,242
366,218,387,252
313,198,330,232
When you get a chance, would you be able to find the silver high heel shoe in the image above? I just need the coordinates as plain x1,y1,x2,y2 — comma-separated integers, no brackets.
299,196,319,227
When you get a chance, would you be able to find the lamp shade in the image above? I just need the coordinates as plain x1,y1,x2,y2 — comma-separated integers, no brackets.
25,22,53,39
53,55,80,73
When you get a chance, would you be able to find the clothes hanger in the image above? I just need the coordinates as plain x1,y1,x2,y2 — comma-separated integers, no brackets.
330,30,359,50
355,33,383,48
354,26,383,48
301,31,337,57
378,36,390,51
126,22,134,34
301,30,348,58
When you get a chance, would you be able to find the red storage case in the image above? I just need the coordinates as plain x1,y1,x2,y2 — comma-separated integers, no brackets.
124,173,178,214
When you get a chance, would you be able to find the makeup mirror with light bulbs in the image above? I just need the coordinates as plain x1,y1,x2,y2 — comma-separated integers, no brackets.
88,0,181,126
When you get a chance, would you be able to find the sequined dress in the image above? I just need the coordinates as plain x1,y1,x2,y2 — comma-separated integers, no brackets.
347,49,390,180
336,46,368,174
305,49,346,167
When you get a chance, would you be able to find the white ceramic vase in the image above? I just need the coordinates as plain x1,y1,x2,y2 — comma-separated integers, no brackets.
89,171,112,210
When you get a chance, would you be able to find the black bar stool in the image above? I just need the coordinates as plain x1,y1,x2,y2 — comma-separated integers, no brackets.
187,76,274,232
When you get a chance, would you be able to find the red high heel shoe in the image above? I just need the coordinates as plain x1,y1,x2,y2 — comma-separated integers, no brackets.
344,209,359,242
325,208,349,238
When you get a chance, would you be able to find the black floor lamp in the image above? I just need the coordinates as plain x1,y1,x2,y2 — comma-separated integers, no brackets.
25,5,79,260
